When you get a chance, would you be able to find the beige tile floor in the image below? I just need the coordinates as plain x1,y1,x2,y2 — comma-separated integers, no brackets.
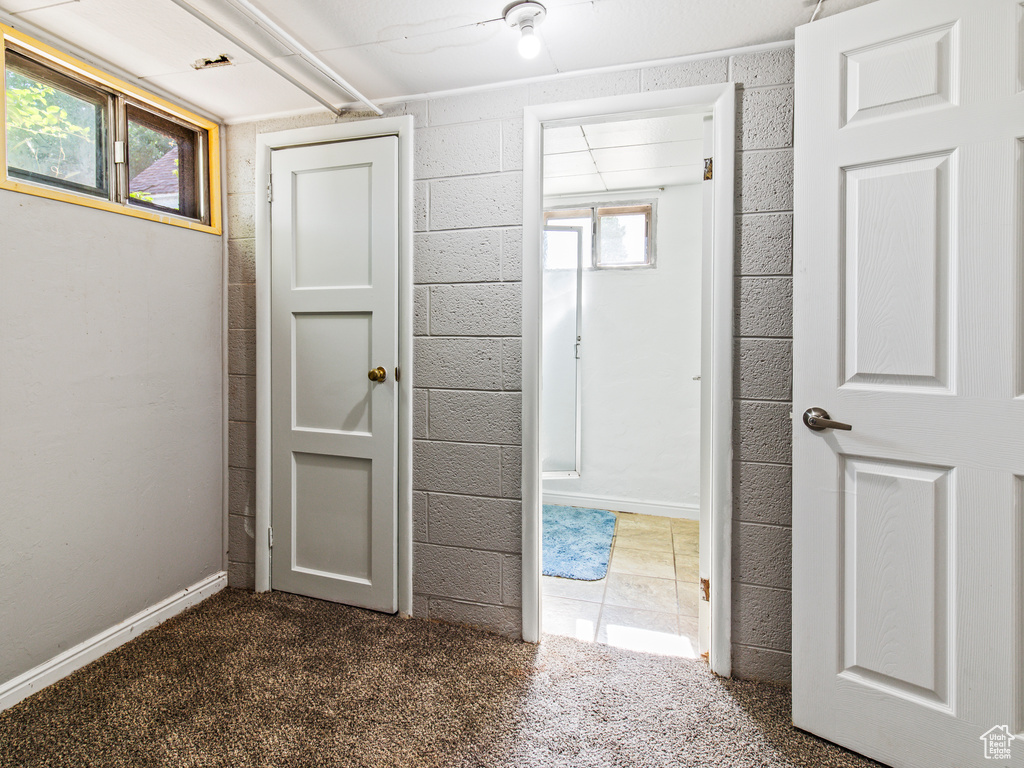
542,511,701,657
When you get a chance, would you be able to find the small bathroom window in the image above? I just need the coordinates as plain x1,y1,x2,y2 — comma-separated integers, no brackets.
545,200,655,269
594,204,652,268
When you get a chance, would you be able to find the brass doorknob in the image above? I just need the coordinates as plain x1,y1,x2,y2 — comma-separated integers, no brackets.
368,366,387,383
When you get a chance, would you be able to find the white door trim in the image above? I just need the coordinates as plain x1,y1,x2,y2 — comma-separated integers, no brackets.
254,116,415,616
521,84,735,675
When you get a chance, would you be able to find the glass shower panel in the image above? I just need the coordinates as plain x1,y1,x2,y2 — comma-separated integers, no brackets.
542,226,583,475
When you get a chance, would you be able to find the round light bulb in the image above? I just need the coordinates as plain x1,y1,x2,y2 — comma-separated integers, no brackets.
518,23,541,59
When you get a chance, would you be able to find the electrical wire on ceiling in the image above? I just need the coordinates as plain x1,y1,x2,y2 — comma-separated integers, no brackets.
810,0,826,22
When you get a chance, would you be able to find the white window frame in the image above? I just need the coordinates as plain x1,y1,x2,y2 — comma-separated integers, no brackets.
594,202,656,269
545,200,658,270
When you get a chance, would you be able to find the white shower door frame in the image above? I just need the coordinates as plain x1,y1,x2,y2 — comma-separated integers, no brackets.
521,83,736,676
540,223,584,479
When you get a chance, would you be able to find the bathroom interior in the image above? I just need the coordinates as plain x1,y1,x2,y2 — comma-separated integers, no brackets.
539,111,707,657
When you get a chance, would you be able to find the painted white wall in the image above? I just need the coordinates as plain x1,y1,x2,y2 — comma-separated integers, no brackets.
543,183,702,517
0,190,224,687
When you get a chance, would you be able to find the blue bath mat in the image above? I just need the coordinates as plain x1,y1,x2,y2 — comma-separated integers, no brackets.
542,504,617,581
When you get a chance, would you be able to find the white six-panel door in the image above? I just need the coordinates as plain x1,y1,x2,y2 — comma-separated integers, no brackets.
269,137,398,612
793,0,1024,765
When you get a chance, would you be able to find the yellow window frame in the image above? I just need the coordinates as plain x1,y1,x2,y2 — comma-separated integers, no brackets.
0,22,221,235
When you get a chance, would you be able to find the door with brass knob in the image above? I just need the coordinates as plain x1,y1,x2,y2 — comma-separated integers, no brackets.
270,134,399,615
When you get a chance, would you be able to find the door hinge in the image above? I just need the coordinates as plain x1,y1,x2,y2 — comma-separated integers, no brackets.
700,577,710,602
703,157,713,181
268,527,274,549
266,178,273,203
575,336,582,360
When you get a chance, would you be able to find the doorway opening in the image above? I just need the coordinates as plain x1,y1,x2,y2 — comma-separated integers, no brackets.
521,85,735,675
539,114,706,658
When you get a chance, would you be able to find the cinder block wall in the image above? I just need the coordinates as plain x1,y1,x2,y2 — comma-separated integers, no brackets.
225,44,795,683
730,49,795,683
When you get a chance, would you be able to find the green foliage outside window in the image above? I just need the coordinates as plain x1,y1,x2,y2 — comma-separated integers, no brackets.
4,44,209,224
127,120,175,181
127,120,178,205
4,69,99,184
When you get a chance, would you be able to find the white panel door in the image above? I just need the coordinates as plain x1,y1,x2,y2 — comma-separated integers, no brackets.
270,136,398,612
793,1,1024,766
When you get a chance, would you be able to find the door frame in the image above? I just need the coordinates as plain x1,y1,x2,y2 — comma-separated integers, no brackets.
521,84,735,675
253,116,415,615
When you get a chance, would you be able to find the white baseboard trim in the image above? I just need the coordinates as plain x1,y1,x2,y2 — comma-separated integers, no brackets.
0,570,227,713
542,492,699,520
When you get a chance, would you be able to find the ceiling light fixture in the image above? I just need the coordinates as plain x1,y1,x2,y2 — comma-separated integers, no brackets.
504,1,546,60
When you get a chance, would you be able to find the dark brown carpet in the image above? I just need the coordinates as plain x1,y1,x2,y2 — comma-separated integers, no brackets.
0,589,883,767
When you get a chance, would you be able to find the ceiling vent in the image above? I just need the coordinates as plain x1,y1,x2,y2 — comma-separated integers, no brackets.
192,54,233,70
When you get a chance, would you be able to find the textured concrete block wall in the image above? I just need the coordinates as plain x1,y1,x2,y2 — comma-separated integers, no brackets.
730,47,795,683
412,89,528,636
225,45,796,679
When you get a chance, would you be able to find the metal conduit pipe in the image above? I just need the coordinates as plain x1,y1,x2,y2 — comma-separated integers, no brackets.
221,0,382,115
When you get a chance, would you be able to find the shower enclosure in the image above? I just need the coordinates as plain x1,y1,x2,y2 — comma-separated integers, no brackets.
541,223,584,476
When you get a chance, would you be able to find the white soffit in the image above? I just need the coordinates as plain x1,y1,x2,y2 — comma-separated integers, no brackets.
544,125,589,154
313,24,555,100
0,0,879,121
6,0,265,78
545,151,599,178
544,112,705,195
248,0,589,53
545,173,607,197
0,0,67,11
583,114,701,148
591,141,703,174
144,59,324,119
602,165,703,189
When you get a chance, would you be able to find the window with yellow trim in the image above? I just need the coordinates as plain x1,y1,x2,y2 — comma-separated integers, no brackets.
2,30,217,230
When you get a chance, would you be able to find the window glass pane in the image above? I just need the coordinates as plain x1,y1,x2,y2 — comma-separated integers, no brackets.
127,104,201,220
5,51,108,196
597,211,648,266
128,120,180,211
543,215,590,269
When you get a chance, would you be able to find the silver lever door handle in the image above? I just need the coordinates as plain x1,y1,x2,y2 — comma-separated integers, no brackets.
802,407,852,432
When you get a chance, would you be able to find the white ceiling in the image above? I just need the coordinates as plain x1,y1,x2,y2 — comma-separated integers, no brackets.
544,114,706,196
0,0,879,122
